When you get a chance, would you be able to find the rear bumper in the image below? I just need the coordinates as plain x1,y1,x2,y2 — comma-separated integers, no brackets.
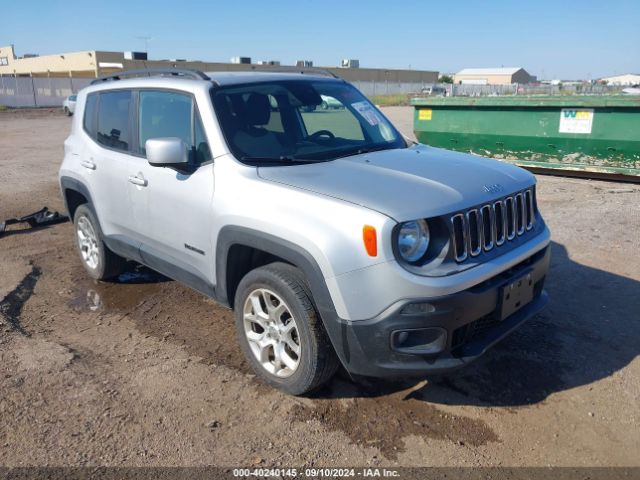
332,246,550,378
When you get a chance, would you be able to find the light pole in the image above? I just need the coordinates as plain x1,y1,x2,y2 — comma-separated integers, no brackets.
136,36,152,56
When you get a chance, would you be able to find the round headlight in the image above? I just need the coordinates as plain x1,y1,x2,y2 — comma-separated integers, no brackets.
397,219,430,262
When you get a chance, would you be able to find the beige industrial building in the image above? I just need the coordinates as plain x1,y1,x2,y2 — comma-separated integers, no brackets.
454,67,535,85
0,45,438,86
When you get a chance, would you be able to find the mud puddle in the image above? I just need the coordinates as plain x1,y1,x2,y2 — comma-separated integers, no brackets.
70,264,168,313
293,379,499,460
70,263,249,372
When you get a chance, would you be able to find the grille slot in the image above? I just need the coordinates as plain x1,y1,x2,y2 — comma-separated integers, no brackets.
467,209,482,257
480,205,494,251
524,189,534,230
451,213,467,262
494,200,505,246
450,189,536,263
505,197,516,240
515,193,525,235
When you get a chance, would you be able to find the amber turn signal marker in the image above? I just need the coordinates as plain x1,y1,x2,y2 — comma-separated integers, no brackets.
362,225,377,257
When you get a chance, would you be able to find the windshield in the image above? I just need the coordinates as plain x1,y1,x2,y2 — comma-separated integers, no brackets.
211,79,406,164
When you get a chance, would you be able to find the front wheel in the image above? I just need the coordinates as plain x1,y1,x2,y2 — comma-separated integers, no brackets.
73,205,126,280
234,262,339,395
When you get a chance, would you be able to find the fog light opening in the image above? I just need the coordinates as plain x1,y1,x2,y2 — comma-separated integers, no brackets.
391,327,447,355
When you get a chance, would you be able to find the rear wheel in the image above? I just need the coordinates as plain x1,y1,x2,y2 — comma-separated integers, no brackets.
73,205,126,280
63,106,71,116
234,262,339,395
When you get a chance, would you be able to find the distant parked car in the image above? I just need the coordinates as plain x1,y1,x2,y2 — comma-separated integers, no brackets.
63,95,77,116
299,95,344,112
421,85,448,96
319,95,344,109
622,85,640,95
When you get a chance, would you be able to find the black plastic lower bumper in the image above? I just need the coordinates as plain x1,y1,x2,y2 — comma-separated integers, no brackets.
332,246,550,378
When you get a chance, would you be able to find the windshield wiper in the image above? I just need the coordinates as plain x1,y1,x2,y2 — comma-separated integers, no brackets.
241,155,333,164
241,155,305,163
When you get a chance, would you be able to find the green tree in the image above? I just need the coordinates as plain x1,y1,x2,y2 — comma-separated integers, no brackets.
438,74,454,84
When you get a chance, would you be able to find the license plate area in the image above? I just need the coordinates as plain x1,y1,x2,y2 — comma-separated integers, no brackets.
499,270,534,320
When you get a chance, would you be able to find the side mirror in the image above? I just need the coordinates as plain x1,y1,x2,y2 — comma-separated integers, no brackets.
146,137,189,167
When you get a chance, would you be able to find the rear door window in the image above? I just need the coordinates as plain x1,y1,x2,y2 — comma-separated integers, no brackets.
96,90,132,152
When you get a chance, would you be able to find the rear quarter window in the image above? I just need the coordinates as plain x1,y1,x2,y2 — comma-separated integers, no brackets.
83,93,98,139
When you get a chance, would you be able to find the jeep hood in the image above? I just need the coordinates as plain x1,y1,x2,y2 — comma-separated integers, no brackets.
257,145,535,221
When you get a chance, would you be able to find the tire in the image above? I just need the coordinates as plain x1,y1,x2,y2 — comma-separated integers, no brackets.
64,106,71,116
234,262,339,395
73,205,126,280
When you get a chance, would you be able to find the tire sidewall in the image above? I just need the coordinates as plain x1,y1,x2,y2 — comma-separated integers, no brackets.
234,269,319,394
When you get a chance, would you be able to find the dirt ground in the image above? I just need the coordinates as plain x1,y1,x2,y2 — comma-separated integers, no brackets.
0,107,638,468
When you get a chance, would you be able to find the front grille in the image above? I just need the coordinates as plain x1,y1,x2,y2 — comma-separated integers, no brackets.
451,188,536,262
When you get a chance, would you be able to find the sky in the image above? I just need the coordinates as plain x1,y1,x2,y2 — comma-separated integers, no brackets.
3,0,639,80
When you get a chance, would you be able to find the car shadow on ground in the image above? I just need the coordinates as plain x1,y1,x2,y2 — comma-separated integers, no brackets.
317,241,640,407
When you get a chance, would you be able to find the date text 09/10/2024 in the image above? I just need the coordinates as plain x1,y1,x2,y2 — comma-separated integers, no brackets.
232,467,401,478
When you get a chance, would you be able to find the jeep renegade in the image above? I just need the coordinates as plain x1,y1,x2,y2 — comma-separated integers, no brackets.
59,69,550,394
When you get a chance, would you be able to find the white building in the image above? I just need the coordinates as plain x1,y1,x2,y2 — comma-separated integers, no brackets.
454,67,535,85
600,74,640,86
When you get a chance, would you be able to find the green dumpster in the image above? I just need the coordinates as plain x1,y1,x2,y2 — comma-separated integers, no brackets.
411,95,640,179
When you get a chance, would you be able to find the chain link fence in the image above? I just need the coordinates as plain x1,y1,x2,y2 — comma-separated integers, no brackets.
0,76,92,108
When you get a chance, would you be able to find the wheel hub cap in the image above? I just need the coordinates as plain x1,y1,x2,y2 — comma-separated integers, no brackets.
76,216,99,270
243,288,301,378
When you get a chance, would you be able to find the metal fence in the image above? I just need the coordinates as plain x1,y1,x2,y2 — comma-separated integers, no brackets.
0,76,92,108
326,81,625,97
449,83,624,97
0,75,629,108
0,75,432,106
351,80,434,96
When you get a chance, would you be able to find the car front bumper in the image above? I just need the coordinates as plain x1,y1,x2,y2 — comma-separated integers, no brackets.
331,245,550,378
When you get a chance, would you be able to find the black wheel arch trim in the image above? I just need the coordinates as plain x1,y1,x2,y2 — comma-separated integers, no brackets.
59,176,95,220
215,225,353,368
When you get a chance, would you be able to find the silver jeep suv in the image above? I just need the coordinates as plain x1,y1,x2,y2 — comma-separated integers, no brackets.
59,69,550,395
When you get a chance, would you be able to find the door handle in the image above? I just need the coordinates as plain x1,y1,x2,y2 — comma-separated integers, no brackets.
81,160,96,170
128,175,148,187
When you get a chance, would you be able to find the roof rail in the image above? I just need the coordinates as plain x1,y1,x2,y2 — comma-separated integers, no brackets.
90,68,210,85
244,66,340,79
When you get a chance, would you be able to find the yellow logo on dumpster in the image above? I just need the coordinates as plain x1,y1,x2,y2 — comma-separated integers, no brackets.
419,109,432,121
